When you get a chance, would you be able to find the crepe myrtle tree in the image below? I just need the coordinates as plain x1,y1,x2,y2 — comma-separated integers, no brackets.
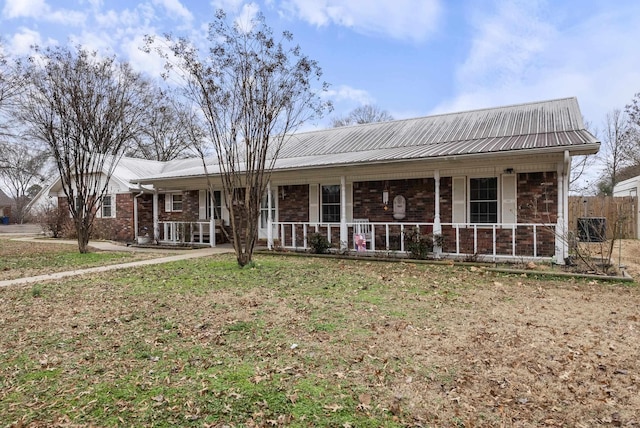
146,10,331,267
18,46,151,253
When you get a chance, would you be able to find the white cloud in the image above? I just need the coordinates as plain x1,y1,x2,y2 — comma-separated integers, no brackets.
324,85,374,105
434,1,640,125
234,3,260,32
153,0,193,22
2,0,85,26
2,0,46,18
280,0,441,42
211,0,245,14
8,27,44,55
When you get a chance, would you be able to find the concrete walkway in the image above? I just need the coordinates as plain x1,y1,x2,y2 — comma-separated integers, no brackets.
0,232,234,288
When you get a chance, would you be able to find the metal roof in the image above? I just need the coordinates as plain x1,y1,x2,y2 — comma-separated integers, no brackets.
139,97,599,182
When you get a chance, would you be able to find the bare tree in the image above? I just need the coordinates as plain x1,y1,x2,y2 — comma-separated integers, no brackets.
17,46,151,252
0,141,50,223
127,87,197,161
569,117,599,194
597,109,632,195
624,92,640,166
331,104,393,127
0,40,23,139
147,10,331,266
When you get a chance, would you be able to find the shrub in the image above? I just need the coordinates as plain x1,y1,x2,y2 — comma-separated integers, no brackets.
35,200,69,238
308,232,332,254
403,227,440,260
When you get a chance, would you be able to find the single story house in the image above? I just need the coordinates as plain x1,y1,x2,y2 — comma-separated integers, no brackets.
42,97,599,264
0,188,14,223
613,175,640,239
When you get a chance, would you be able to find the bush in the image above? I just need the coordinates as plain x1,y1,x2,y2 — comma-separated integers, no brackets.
309,233,332,254
403,227,442,260
35,201,69,238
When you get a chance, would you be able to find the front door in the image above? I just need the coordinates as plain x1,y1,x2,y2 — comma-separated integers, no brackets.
259,189,277,240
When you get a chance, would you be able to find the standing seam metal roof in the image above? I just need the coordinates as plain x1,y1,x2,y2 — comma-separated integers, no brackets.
137,97,598,181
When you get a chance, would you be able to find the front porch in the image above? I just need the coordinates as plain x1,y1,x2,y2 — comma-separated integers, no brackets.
270,220,557,262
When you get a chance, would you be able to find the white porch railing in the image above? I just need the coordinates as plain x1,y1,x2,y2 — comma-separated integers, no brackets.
158,221,215,245
271,221,556,261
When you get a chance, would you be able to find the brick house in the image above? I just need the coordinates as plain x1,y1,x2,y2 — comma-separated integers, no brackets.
43,98,599,264
0,188,14,223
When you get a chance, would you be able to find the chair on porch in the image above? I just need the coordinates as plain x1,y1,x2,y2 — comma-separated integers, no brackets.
353,218,372,251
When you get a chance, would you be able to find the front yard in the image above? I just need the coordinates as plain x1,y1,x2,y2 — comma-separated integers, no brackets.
0,254,638,427
0,238,162,281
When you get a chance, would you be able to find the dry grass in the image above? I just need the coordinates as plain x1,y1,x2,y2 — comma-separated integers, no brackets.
0,238,162,281
0,254,639,427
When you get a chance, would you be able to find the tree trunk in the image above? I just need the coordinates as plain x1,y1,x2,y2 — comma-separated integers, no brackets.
76,220,90,254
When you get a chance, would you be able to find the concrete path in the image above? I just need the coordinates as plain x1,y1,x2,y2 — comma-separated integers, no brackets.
0,232,235,288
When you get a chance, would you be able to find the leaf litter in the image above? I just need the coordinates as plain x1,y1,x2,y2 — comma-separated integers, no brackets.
0,253,638,427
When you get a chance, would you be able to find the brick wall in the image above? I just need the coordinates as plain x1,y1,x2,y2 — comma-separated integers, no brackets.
353,178,436,223
278,185,309,246
92,193,135,241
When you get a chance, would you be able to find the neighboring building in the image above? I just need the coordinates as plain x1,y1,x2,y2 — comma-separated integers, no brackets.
43,97,600,264
0,188,14,223
613,175,640,239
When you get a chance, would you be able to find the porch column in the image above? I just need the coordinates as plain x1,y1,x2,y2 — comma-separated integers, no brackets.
433,171,442,257
152,192,159,244
267,181,273,250
340,176,347,251
555,151,570,264
133,193,140,241
209,190,215,247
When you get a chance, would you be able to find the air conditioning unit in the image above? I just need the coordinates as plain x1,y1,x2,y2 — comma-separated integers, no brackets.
577,217,606,242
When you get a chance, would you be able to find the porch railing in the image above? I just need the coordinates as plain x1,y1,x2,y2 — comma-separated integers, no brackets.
271,221,557,261
158,221,215,245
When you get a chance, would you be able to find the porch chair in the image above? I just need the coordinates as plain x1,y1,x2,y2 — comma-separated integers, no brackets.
353,218,372,251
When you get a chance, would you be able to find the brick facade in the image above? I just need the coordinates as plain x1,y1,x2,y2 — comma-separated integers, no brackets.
276,173,558,257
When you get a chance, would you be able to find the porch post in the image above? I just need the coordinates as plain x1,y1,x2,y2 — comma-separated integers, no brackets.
555,151,570,264
209,190,215,247
267,181,273,250
340,176,347,252
133,193,139,241
152,191,159,244
433,170,442,257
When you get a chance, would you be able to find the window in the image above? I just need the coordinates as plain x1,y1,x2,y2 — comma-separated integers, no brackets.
260,190,276,229
469,177,498,223
206,190,221,220
172,194,183,212
101,195,114,218
321,185,340,223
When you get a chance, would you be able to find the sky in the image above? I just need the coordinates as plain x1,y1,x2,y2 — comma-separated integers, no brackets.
1,0,639,135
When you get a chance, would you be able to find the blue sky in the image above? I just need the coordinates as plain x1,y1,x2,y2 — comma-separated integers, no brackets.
1,0,639,133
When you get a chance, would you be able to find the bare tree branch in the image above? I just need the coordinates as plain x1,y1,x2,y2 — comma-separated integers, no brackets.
146,10,331,266
16,46,151,252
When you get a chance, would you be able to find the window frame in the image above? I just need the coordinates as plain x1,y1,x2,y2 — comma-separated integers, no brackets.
321,184,341,223
99,194,115,218
468,177,498,224
169,193,183,212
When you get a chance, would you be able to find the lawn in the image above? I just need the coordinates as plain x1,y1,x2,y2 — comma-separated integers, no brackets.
0,238,162,281
0,254,638,427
